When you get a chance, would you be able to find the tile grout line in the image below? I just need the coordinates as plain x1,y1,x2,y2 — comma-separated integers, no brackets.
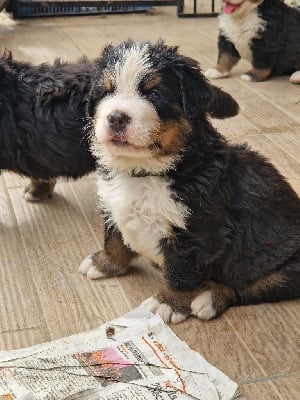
224,315,285,400
2,180,51,345
237,80,300,126
265,134,300,166
238,369,300,386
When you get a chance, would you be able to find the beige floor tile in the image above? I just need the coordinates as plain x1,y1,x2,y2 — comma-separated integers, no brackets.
0,9,299,400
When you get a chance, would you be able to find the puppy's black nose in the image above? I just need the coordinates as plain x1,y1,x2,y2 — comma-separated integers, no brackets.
107,111,131,133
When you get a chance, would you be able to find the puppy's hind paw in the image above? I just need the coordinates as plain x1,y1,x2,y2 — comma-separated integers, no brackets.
24,178,56,202
141,296,188,324
191,291,216,320
205,68,229,79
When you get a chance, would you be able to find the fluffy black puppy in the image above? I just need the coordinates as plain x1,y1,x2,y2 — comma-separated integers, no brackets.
79,40,300,324
205,0,300,83
0,49,238,202
0,49,95,201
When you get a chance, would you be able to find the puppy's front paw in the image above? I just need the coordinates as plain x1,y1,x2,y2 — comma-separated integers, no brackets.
240,73,253,82
290,71,300,84
79,251,128,280
205,68,229,79
191,291,216,320
79,255,107,280
141,296,188,324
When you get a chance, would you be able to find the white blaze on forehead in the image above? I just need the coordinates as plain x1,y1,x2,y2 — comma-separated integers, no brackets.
93,43,177,174
94,43,159,153
114,44,151,95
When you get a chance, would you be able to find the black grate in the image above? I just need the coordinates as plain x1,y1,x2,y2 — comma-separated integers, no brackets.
10,0,175,18
177,0,219,18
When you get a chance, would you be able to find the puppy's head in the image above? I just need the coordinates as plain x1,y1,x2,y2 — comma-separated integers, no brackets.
222,0,262,16
89,40,237,174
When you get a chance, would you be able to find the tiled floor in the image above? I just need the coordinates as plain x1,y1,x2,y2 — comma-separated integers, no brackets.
0,7,299,399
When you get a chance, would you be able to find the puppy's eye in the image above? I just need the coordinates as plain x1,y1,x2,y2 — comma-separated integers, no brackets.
148,89,161,101
91,85,112,102
102,89,114,98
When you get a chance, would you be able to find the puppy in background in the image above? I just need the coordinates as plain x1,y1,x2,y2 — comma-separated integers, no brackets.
0,49,95,201
0,9,15,27
205,0,300,83
0,49,237,203
80,40,300,324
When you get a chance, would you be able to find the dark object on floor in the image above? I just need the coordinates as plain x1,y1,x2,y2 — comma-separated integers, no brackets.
105,326,115,338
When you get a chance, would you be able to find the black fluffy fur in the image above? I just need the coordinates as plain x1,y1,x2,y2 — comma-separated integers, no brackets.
0,49,238,201
218,0,300,79
90,41,300,316
0,50,95,185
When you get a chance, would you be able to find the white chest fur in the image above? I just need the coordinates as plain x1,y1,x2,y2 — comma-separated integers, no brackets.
98,174,189,266
219,10,266,61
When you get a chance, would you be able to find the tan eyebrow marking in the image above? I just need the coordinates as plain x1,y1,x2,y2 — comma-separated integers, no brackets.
103,70,114,92
144,74,161,91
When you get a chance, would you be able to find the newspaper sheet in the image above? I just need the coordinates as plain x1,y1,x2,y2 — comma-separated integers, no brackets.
0,307,239,400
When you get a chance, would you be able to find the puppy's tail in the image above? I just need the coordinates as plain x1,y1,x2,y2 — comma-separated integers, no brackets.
207,85,239,119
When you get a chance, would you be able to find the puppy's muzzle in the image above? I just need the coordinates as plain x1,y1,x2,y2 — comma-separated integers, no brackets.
107,111,131,135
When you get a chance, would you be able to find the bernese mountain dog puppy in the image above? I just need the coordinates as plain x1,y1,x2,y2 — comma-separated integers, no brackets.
205,0,300,83
0,49,95,201
0,48,238,203
79,40,300,323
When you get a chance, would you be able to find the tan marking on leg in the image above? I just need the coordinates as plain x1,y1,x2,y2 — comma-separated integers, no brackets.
79,232,136,280
207,281,237,314
24,178,56,202
242,272,286,300
241,68,271,82
205,54,240,79
217,53,240,74
105,231,136,269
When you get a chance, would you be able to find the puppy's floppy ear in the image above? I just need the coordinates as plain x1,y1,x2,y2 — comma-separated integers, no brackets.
207,85,239,119
172,55,211,119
